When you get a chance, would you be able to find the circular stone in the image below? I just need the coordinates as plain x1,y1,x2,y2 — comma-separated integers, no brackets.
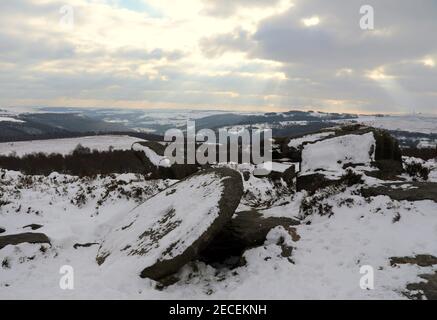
96,168,243,281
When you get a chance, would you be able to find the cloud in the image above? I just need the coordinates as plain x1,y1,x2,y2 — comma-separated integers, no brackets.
0,0,436,114
201,0,283,17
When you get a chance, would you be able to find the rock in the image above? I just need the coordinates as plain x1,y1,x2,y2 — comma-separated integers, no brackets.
74,242,99,249
361,182,437,203
169,163,201,180
0,227,5,234
0,233,50,250
96,168,243,282
199,210,300,264
390,255,437,267
282,165,296,187
352,128,403,179
373,129,403,164
405,272,437,300
242,170,251,182
296,173,339,194
23,224,43,231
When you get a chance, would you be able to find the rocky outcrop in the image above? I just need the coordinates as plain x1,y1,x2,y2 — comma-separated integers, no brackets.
0,233,50,250
96,168,243,282
200,210,300,264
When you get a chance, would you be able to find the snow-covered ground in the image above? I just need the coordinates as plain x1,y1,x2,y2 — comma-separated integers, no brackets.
1,128,437,300
0,117,25,123
0,135,145,157
1,163,437,299
354,115,437,134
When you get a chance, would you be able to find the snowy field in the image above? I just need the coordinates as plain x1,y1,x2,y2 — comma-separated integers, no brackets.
354,115,437,134
0,135,145,157
1,167,437,299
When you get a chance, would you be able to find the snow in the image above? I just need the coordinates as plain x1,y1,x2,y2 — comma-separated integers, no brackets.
417,139,436,149
353,115,437,134
0,135,145,157
0,117,25,123
301,133,376,173
1,128,437,299
288,131,335,148
1,167,437,299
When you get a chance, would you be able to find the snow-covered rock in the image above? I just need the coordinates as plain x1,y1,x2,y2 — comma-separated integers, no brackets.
301,132,376,174
96,168,243,281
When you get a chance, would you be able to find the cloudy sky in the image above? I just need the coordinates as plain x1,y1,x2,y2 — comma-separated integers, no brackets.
0,0,436,114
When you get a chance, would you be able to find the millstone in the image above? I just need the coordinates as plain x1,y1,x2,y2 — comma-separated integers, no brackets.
96,168,243,281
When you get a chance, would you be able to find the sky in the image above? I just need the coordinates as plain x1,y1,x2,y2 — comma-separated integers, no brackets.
0,0,436,114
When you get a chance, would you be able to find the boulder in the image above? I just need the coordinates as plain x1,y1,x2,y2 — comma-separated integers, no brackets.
0,227,5,234
96,168,243,281
0,233,50,250
200,210,300,264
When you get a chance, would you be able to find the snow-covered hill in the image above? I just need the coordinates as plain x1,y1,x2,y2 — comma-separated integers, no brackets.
0,135,144,157
1,130,437,299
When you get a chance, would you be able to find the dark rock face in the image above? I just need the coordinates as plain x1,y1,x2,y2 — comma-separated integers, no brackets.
406,272,437,300
23,224,43,231
373,130,403,164
361,182,437,203
390,255,437,267
168,163,201,180
355,128,403,179
282,165,296,187
97,168,243,282
0,233,50,250
296,173,339,194
200,210,300,264
0,227,5,234
73,242,99,250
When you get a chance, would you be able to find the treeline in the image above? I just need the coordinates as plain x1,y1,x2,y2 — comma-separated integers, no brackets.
0,144,200,179
0,147,149,176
